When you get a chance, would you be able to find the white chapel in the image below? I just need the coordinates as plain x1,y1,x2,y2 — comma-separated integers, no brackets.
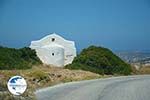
30,33,76,67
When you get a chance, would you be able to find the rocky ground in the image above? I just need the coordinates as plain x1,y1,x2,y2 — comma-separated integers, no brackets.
0,65,102,100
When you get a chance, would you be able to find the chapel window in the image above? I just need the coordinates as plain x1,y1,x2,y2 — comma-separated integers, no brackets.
52,38,55,42
52,53,55,56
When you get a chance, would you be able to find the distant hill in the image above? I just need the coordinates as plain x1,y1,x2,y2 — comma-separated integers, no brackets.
116,51,150,64
65,46,132,75
0,46,42,70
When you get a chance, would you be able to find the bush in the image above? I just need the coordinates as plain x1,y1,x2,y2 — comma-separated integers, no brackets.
0,46,42,70
65,45,132,75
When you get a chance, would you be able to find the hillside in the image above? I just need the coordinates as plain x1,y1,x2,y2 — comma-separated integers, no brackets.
0,65,101,100
0,46,42,70
116,51,150,63
65,46,132,75
0,46,102,100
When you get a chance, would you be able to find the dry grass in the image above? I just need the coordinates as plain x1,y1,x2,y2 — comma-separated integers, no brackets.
131,64,150,75
0,64,102,100
138,65,150,74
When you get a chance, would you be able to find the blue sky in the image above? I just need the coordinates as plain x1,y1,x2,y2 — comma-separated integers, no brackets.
0,0,150,51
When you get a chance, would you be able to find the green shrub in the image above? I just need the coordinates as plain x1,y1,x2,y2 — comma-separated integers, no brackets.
65,45,132,75
0,46,42,70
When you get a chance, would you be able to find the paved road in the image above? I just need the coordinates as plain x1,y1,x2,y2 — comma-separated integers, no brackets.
35,75,150,100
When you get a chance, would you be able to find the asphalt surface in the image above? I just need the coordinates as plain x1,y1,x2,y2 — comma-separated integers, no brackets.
35,75,150,100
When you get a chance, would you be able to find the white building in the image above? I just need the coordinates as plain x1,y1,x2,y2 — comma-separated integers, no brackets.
30,33,76,67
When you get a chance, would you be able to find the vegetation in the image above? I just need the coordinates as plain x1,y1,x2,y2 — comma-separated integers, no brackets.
131,64,150,74
0,65,100,100
0,46,42,70
65,45,132,75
